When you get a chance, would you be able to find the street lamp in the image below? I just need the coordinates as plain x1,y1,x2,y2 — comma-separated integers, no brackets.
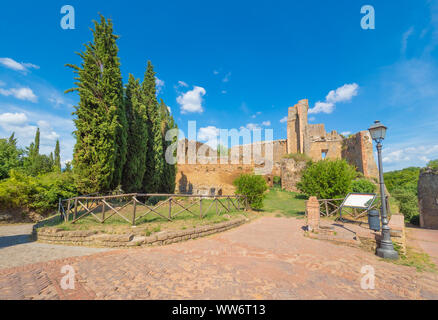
368,120,398,260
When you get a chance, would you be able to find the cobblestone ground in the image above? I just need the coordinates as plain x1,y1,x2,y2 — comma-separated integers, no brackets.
0,224,111,269
1,217,438,300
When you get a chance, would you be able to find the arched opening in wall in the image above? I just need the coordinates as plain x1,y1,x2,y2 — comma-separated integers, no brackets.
321,149,328,160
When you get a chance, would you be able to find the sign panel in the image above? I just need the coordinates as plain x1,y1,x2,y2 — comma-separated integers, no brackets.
343,193,376,209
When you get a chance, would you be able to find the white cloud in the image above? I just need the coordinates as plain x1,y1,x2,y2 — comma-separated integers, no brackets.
401,27,414,55
326,83,359,104
222,72,231,83
309,101,335,114
280,116,288,123
177,86,206,114
251,111,262,119
221,90,227,94
262,121,271,126
341,131,352,136
240,123,261,131
382,144,438,167
0,57,39,73
198,126,220,149
155,77,165,94
0,87,38,102
0,112,28,125
309,83,359,114
308,116,316,122
177,81,188,88
213,70,219,75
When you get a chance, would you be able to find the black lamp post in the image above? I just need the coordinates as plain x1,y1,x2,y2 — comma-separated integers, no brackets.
368,120,398,260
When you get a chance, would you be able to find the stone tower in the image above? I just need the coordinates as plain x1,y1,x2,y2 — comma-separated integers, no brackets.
287,99,309,154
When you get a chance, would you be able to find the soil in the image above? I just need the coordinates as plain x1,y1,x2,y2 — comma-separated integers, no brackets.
0,207,45,224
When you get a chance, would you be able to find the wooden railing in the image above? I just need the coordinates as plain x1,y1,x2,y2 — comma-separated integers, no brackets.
317,196,391,219
58,193,249,226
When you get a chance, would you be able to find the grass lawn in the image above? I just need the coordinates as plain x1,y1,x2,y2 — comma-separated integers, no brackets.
262,187,306,218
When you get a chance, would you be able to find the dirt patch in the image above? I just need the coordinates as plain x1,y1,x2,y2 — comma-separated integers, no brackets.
0,208,45,224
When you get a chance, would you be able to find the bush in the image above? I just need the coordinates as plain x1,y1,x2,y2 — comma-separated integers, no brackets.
283,153,312,163
233,174,268,210
427,159,438,170
273,176,281,187
391,187,419,223
297,159,357,199
0,170,78,214
351,179,376,193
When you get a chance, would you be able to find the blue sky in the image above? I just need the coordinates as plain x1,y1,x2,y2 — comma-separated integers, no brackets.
0,0,437,171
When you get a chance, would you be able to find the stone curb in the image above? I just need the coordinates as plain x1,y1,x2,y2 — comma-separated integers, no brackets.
34,217,248,248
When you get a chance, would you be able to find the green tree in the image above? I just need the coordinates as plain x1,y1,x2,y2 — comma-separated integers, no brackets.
297,159,357,199
233,174,268,210
0,133,23,180
121,74,149,193
351,179,376,193
159,99,177,193
427,159,438,170
54,139,61,172
141,61,164,193
66,15,127,193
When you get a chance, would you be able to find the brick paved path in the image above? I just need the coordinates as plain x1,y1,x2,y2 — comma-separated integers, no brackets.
1,218,438,300
0,224,110,270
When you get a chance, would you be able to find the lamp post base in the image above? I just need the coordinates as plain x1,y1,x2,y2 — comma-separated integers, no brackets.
376,247,399,260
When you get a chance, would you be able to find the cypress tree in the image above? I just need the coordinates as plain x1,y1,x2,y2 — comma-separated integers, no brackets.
159,99,177,193
121,74,149,192
66,15,127,193
141,61,164,193
54,139,61,172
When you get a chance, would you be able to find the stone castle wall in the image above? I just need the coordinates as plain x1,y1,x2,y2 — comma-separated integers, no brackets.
174,99,378,194
418,168,438,229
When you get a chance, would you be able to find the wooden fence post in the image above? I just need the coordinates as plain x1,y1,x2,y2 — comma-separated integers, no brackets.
66,199,71,222
325,200,329,216
168,198,172,219
199,198,203,219
101,200,105,223
74,198,78,220
132,196,137,226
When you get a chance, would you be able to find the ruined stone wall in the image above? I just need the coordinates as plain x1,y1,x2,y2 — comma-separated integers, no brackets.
307,140,343,161
418,168,438,229
280,158,307,192
342,131,378,178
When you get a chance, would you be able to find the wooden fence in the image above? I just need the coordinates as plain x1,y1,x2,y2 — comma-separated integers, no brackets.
317,195,391,219
58,193,249,226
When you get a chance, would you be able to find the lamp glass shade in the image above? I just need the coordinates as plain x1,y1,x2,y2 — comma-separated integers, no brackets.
368,121,387,141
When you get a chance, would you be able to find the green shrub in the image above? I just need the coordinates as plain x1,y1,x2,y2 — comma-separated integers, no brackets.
297,159,357,199
391,187,419,223
233,174,268,210
351,179,376,193
273,176,281,187
427,159,438,170
283,153,312,163
0,170,78,214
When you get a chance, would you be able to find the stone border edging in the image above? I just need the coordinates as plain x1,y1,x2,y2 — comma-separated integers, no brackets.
33,217,248,248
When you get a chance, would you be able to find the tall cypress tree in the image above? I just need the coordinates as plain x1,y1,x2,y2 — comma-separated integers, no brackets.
54,139,61,172
66,15,127,193
121,74,149,192
34,128,40,156
159,100,177,193
141,61,164,193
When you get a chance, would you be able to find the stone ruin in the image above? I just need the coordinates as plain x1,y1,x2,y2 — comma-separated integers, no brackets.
175,99,378,195
418,167,438,229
